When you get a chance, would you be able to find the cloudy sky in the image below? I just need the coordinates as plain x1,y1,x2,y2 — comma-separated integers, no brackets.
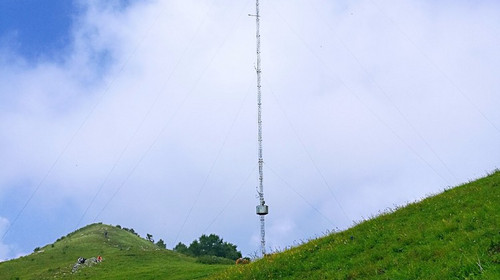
1,0,499,261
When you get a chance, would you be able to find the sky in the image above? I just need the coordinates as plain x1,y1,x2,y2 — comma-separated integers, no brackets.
1,0,500,261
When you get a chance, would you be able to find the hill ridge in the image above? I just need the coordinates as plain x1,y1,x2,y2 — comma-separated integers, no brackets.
0,223,231,279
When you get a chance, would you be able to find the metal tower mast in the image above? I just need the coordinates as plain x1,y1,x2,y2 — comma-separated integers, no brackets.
253,0,268,257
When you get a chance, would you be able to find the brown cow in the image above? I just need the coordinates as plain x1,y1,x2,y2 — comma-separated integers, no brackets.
235,258,250,265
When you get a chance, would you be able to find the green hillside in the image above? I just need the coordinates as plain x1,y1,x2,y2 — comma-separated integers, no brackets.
2,171,499,279
209,171,500,280
0,223,230,280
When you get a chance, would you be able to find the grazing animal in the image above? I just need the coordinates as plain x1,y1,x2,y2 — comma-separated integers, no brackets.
236,258,250,265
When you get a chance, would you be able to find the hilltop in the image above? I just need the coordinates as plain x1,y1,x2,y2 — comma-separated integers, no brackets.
0,223,231,279
208,171,500,279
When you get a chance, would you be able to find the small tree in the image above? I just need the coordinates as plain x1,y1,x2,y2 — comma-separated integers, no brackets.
174,242,189,254
156,239,166,249
222,242,242,260
189,240,201,256
146,233,154,243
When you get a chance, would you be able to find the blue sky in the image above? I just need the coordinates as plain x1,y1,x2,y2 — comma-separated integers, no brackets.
1,0,500,261
0,0,78,61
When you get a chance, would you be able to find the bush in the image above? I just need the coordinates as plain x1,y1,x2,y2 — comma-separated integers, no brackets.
122,227,138,236
180,234,242,260
196,255,234,265
33,247,40,252
156,239,166,249
174,242,189,254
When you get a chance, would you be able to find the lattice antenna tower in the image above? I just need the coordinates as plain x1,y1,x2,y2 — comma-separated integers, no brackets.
252,0,269,257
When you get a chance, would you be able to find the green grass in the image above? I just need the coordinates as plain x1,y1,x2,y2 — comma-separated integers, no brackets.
2,171,499,279
208,171,500,280
0,223,231,280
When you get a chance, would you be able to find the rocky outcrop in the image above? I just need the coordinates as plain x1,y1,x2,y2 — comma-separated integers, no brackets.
71,257,100,273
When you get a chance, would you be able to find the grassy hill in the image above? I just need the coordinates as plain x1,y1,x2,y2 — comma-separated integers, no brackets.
1,171,499,279
208,171,500,280
0,223,231,280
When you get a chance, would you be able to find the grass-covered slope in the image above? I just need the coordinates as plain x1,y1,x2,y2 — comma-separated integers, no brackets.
209,171,500,280
2,172,499,279
0,223,230,280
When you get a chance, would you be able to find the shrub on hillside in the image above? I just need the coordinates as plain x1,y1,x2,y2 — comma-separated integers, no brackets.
156,239,166,249
174,242,189,254
122,227,139,236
